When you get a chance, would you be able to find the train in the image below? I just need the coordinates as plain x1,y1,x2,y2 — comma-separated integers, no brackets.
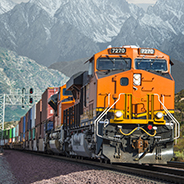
0,45,180,164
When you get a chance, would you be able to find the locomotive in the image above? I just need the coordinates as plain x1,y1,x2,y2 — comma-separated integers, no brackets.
2,46,180,164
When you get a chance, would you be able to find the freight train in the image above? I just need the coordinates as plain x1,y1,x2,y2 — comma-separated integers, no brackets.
0,46,180,164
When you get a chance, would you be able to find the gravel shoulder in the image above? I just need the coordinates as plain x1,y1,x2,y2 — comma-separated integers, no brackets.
2,150,171,184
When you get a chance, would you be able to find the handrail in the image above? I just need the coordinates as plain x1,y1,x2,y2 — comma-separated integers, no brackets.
154,93,180,140
94,93,180,141
94,93,125,140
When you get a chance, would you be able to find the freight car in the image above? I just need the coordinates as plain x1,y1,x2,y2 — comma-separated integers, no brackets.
1,45,180,164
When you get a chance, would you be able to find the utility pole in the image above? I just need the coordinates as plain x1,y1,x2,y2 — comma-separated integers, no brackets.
0,88,42,145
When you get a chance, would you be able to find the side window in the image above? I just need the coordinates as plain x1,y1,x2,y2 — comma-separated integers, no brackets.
120,77,129,86
63,88,72,96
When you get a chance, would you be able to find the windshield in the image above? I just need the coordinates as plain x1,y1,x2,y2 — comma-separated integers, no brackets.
135,59,167,71
96,57,131,71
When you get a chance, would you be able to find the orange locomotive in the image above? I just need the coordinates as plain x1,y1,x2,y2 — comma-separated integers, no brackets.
56,45,180,164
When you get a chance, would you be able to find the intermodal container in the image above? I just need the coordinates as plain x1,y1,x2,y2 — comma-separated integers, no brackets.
42,87,58,122
3,130,6,139
36,100,42,126
28,108,32,130
36,124,41,139
13,127,15,138
23,116,26,133
15,124,19,138
29,129,32,140
31,104,36,128
20,133,23,142
9,129,12,139
26,112,29,131
25,131,28,141
20,117,23,134
23,133,25,141
40,123,45,139
6,129,9,139
32,128,35,140
46,120,53,131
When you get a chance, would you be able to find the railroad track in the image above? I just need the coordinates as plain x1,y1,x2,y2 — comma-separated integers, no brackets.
19,150,184,184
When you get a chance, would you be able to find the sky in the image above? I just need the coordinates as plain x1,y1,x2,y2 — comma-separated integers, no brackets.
11,0,157,4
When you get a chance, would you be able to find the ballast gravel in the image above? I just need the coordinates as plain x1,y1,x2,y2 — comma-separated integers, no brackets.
2,150,171,184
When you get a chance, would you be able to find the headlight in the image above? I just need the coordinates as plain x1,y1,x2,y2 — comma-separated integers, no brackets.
133,74,141,86
115,111,123,118
156,112,163,119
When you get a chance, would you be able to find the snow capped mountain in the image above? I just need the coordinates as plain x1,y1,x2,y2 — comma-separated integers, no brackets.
55,0,143,43
146,0,184,35
0,0,183,68
29,0,62,17
0,0,16,14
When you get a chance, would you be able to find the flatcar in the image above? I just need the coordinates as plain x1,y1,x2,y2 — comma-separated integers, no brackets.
1,45,180,164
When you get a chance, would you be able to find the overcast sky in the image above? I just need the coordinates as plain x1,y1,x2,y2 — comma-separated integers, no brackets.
11,0,157,5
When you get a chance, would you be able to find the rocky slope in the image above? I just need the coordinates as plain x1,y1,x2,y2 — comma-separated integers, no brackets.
0,0,183,67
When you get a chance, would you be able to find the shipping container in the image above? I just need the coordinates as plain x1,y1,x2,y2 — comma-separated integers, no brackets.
36,124,41,139
25,131,28,141
20,117,24,134
42,87,58,122
9,129,12,139
13,127,15,138
31,104,36,128
40,123,45,139
20,133,23,142
32,128,35,140
23,116,26,133
29,129,32,140
28,108,32,130
36,100,42,126
23,133,25,141
15,124,19,138
46,120,53,131
6,129,9,139
3,130,6,139
26,112,29,131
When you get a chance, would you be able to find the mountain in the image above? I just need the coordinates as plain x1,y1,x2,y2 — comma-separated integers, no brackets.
0,0,184,68
54,0,143,43
0,2,100,66
29,0,62,17
0,47,68,121
111,0,184,61
0,47,68,93
0,0,16,14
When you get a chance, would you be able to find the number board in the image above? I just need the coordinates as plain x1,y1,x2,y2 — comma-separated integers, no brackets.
139,48,155,55
110,48,126,54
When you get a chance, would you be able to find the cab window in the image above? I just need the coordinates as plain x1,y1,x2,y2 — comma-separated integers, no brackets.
63,88,72,96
